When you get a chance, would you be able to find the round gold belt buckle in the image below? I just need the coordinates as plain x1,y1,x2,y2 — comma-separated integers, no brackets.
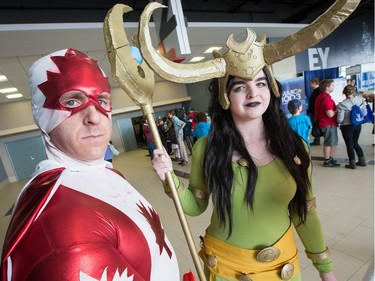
206,254,217,267
256,246,281,263
280,263,295,280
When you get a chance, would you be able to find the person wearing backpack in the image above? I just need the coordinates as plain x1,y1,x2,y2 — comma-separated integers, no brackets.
337,85,367,169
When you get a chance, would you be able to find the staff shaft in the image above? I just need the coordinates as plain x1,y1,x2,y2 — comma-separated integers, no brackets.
144,112,206,281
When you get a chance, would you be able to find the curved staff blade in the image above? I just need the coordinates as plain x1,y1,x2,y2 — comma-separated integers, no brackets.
103,4,207,281
104,4,155,115
138,2,226,84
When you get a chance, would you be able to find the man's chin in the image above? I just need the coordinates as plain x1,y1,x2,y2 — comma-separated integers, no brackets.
78,148,107,162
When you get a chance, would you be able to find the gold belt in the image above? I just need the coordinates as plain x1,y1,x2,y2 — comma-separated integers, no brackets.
199,225,300,281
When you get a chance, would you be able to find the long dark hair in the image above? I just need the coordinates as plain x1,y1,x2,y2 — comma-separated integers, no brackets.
202,73,310,237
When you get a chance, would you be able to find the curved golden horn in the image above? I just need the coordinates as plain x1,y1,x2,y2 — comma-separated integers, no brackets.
226,28,256,54
138,2,226,83
264,0,360,65
104,4,155,114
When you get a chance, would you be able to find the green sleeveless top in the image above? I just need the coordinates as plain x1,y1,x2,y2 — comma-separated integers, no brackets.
177,136,333,275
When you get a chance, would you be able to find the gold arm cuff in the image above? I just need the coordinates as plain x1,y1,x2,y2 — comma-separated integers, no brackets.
162,180,173,198
305,247,331,261
189,187,209,200
307,197,317,212
161,173,186,198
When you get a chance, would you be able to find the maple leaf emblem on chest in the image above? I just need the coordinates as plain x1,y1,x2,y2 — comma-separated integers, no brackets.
137,201,172,258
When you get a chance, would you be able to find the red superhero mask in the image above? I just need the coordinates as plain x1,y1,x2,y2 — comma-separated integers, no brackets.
38,49,111,117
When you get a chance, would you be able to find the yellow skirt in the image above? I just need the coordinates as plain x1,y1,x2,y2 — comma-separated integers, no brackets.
199,225,300,281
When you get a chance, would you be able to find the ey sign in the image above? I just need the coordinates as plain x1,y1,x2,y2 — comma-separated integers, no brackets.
308,47,330,70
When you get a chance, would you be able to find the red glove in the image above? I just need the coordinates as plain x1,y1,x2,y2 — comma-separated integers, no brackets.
183,270,195,281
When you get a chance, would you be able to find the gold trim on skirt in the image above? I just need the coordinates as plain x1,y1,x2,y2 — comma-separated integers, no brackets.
199,225,300,280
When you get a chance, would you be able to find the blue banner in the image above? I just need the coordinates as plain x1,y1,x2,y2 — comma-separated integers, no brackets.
359,71,375,91
280,77,306,118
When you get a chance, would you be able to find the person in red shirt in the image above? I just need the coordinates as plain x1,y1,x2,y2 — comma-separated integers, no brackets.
314,79,340,167
188,107,198,128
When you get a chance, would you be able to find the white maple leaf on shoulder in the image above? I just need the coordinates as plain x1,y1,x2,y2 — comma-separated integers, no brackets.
80,267,134,281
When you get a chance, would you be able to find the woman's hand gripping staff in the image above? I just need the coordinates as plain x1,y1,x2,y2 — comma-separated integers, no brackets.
152,148,173,182
103,4,206,281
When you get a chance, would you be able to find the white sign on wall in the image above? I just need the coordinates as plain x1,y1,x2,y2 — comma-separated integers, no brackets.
331,77,347,105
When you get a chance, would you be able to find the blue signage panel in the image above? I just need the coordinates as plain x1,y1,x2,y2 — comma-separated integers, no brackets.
280,77,306,118
359,71,375,91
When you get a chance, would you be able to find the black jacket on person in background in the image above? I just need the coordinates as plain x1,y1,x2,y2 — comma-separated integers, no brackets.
307,87,321,116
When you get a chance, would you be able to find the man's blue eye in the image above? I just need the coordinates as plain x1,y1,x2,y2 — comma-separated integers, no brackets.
66,100,77,107
98,98,111,110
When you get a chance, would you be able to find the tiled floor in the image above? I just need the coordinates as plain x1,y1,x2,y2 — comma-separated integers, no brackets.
1,124,374,280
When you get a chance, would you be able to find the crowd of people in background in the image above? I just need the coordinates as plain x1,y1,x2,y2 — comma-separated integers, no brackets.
287,77,373,170
138,107,211,166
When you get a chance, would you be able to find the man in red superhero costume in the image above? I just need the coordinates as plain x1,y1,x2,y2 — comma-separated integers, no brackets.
0,49,179,281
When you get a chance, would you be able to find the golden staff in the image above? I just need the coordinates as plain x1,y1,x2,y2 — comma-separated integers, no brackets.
103,4,206,281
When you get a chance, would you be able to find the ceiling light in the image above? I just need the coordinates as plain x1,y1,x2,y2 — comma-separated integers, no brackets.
0,75,7,82
204,47,222,53
0,87,18,94
6,93,23,99
189,57,205,62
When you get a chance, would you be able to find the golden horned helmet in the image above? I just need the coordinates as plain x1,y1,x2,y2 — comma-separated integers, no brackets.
137,0,359,109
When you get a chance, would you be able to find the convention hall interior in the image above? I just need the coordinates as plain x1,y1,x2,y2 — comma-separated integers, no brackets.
0,0,374,280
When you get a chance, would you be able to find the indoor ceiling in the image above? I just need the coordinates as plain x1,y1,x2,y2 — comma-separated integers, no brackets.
0,0,373,105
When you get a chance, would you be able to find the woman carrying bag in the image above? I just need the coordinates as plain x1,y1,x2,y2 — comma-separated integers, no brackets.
337,85,367,169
